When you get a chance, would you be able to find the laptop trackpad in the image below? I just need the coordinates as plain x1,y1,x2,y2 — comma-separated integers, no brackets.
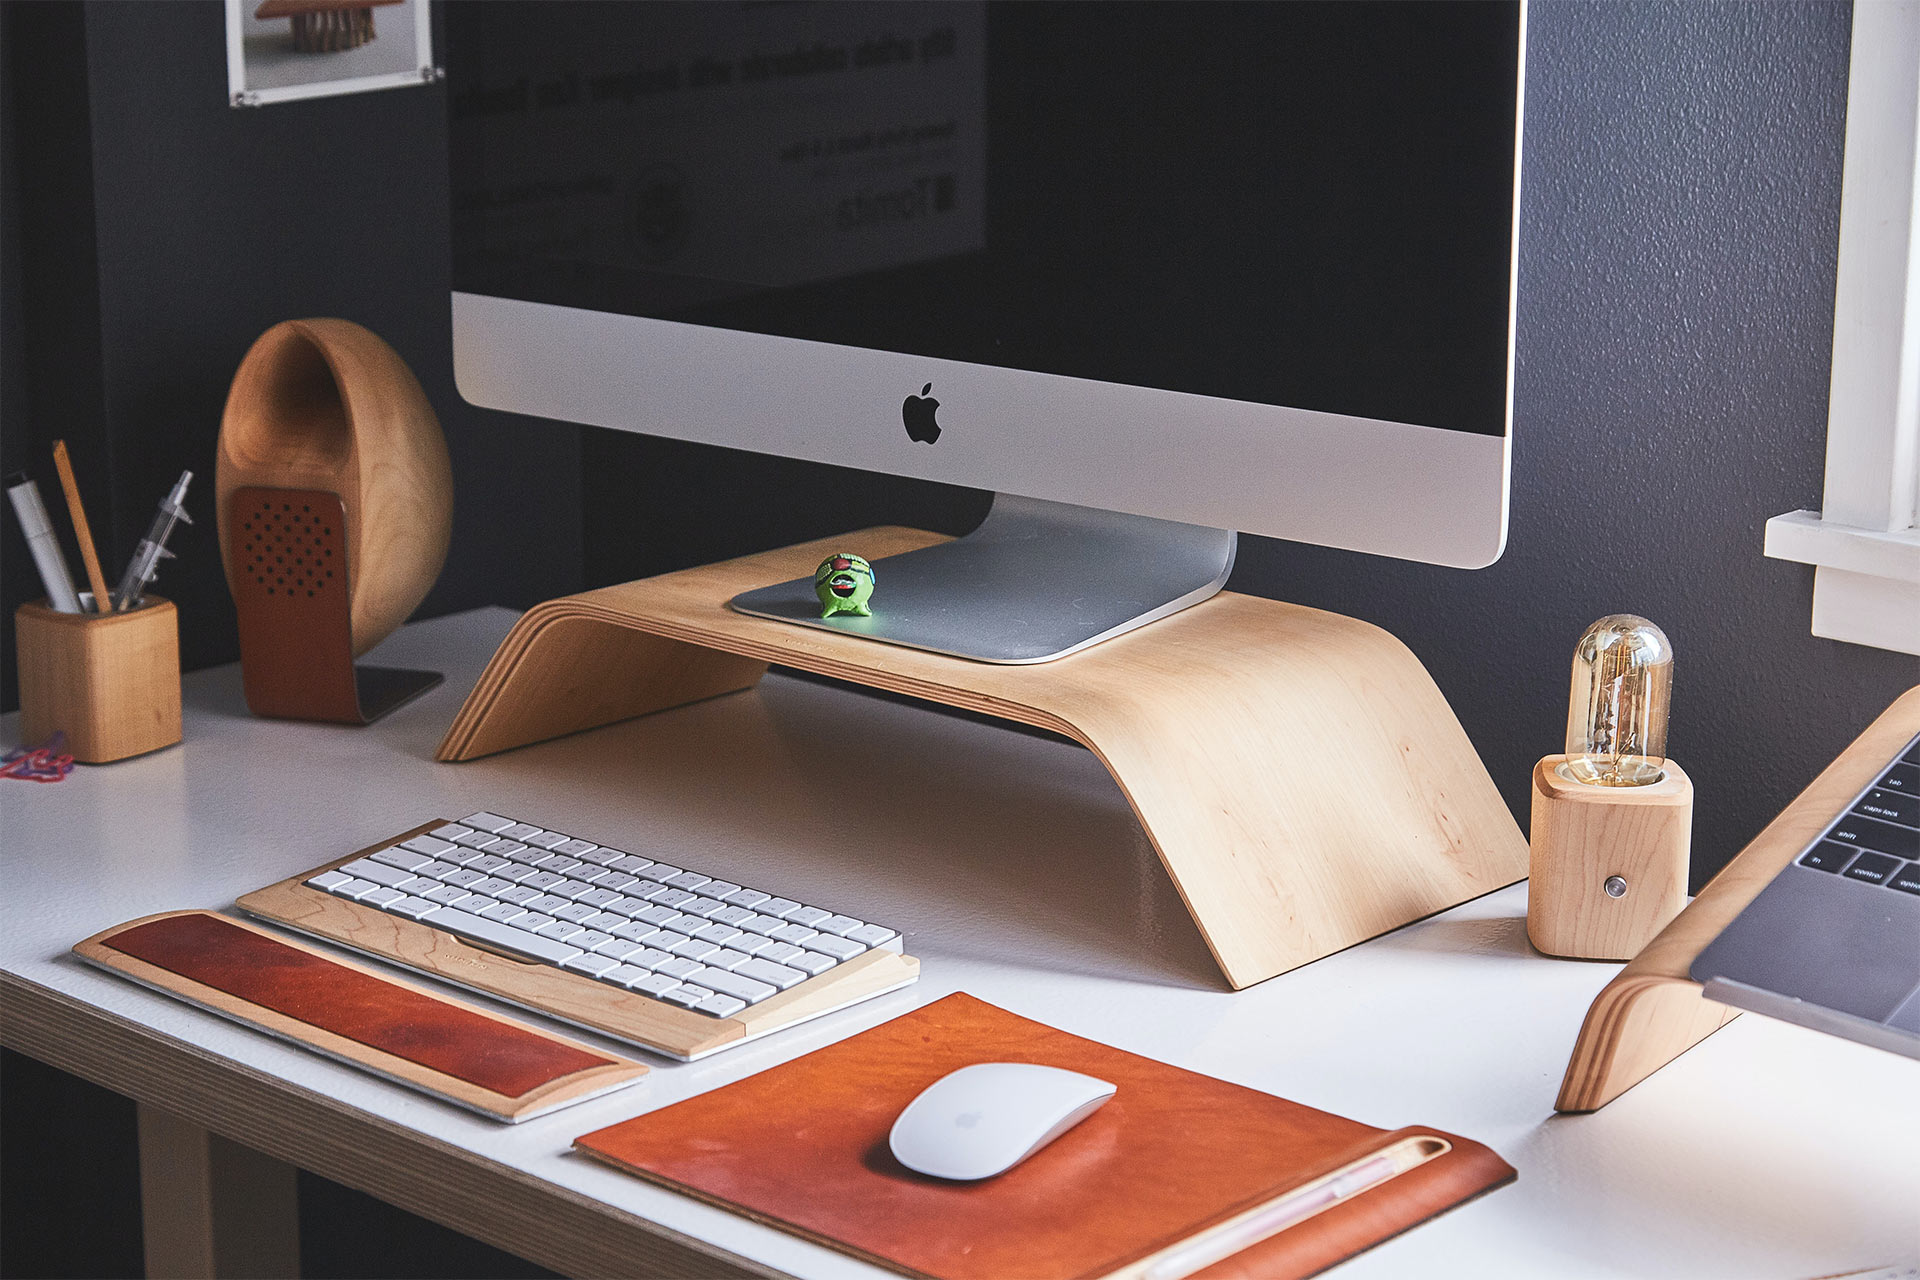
1692,866,1920,1023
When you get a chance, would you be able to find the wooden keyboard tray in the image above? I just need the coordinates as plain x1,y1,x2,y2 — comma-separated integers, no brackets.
1556,685,1920,1111
238,823,922,1062
435,527,1529,991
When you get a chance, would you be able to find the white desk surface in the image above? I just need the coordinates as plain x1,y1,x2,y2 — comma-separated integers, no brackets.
2,607,1915,1279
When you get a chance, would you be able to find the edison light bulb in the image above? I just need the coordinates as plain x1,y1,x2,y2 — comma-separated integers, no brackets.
1562,615,1671,787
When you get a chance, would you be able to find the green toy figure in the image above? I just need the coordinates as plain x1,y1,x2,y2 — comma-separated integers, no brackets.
814,553,875,618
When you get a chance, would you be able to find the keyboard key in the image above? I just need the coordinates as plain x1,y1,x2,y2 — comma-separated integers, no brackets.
605,896,652,916
772,924,820,946
696,994,748,1018
661,913,708,935
736,957,807,989
1799,842,1854,872
665,872,711,891
578,847,624,867
393,875,440,894
808,934,867,961
461,812,516,834
572,930,616,952
524,831,569,850
692,967,777,1002
307,869,353,892
517,912,557,933
521,871,566,891
554,839,599,857
454,830,498,849
789,950,836,976
478,839,524,858
711,905,757,926
1890,862,1920,895
694,923,742,945
388,896,439,920
1881,762,1920,794
478,901,528,923
631,973,680,996
705,947,750,970
733,933,776,956
702,881,742,899
760,897,802,919
448,891,495,912
577,887,623,909
609,854,654,874
439,845,485,866
418,906,582,965
468,854,513,875
403,834,457,857
537,919,584,940
469,877,517,897
600,964,651,987
534,854,584,875
655,956,702,979
847,923,899,947
555,902,601,923
760,941,806,964
652,888,695,909
633,904,679,926
597,938,644,963
589,871,639,892
740,914,785,936
1855,789,1918,829
526,893,571,914
340,858,413,888
373,846,434,871
498,823,543,841
660,985,711,1009
668,937,720,961
562,954,621,978
549,879,595,900
443,868,485,887
427,824,472,841
1827,813,1920,860
1841,851,1903,885
361,885,404,908
814,914,863,937
423,883,473,905
583,911,630,932
787,906,831,928
416,860,460,879
724,888,770,909
499,884,541,904
643,863,684,880
681,896,728,918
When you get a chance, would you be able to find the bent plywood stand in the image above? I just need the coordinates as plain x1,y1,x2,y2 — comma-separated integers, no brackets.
438,528,1529,989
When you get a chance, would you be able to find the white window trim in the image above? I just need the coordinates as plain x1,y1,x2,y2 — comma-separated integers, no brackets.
1765,0,1920,657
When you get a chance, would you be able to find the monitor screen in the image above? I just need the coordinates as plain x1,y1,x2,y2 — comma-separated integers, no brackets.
446,1,1524,566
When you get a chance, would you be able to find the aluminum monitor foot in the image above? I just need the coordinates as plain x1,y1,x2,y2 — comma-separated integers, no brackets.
728,495,1237,663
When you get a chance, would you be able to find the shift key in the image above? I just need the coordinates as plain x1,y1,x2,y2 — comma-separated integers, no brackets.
419,906,583,965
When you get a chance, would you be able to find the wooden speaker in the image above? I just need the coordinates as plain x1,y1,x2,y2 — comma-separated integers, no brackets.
216,319,453,724
1527,756,1693,960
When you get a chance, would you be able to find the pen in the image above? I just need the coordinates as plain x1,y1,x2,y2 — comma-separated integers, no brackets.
1141,1136,1447,1280
111,470,193,613
5,472,84,613
50,440,112,612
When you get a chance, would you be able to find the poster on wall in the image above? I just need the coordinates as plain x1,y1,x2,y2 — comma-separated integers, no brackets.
226,0,439,107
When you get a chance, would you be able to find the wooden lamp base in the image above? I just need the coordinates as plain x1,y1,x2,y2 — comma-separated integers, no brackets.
1527,757,1692,961
436,526,1531,991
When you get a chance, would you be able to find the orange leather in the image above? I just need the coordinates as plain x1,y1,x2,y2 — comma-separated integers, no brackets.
576,993,1513,1280
102,912,616,1098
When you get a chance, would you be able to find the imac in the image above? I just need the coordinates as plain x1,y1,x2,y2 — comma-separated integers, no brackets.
445,1,1524,662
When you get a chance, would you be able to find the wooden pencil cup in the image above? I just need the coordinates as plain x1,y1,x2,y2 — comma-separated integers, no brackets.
1527,756,1692,960
14,596,182,763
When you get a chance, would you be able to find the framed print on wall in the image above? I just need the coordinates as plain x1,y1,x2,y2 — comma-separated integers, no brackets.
226,0,440,107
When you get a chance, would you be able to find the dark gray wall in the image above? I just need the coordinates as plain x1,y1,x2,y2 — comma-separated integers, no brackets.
0,0,582,712
583,0,1917,892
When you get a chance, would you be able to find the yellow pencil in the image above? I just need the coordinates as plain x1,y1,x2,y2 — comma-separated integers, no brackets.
51,440,113,612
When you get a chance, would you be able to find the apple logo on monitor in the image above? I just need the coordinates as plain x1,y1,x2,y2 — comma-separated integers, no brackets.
902,383,942,443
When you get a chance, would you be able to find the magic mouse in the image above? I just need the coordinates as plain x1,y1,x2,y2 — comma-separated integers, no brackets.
889,1063,1117,1181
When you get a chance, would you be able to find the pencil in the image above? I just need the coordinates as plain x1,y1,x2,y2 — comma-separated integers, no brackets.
51,440,113,612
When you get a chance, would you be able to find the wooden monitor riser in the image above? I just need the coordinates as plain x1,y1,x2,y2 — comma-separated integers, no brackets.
437,527,1531,991
1556,685,1920,1112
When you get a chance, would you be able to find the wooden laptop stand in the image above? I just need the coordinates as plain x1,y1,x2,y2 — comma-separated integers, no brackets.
1556,685,1920,1111
437,528,1529,991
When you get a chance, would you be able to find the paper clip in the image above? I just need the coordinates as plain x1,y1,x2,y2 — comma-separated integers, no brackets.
1,732,76,783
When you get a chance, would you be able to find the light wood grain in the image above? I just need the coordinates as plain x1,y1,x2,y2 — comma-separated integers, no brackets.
138,1103,299,1279
1,974,776,1280
216,318,452,657
1556,685,1920,1112
238,824,921,1061
75,910,649,1121
49,439,113,611
435,528,1531,991
15,597,181,763
1527,757,1692,960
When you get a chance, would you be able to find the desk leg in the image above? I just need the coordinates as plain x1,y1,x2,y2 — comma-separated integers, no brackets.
137,1104,300,1279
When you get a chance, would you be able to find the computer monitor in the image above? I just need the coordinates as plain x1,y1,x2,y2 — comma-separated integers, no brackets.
446,1,1524,661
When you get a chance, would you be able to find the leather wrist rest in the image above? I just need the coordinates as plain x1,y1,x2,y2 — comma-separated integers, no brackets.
77,911,647,1119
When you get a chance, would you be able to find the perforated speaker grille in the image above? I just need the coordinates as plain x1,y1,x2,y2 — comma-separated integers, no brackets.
236,494,343,602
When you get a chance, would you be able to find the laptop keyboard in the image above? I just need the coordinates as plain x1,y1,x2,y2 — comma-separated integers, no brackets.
1794,735,1920,893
